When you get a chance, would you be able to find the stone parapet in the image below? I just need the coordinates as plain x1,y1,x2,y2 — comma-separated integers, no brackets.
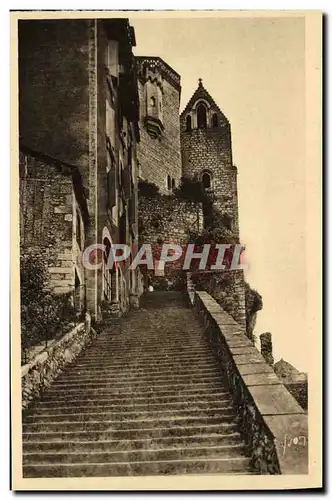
191,290,308,475
21,314,96,410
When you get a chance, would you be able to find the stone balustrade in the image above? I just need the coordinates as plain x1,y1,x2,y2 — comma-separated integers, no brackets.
191,288,308,475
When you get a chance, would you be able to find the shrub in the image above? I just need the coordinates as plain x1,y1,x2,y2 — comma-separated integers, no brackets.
174,176,211,203
20,255,77,361
244,282,263,341
138,179,160,198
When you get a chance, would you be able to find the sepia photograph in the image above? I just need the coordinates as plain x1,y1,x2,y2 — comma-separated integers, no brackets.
10,10,322,491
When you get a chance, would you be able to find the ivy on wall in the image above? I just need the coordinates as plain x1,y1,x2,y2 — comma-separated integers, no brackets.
244,282,263,342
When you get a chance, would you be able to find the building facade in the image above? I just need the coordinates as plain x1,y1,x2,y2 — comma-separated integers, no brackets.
136,57,182,194
19,18,142,320
19,145,88,313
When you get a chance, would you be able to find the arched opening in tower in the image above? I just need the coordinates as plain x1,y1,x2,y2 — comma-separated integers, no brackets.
197,104,207,129
202,172,211,189
186,115,192,131
212,113,218,128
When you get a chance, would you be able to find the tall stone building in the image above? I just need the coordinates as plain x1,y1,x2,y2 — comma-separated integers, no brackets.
136,57,182,194
180,79,240,238
19,18,142,320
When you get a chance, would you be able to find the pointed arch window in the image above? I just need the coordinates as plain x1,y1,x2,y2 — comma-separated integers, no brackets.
186,115,192,131
197,104,207,129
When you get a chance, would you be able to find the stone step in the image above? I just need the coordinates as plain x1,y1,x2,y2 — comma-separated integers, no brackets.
59,366,221,382
50,374,223,390
23,443,247,465
42,381,225,396
23,456,252,477
37,392,231,407
23,422,239,442
23,432,243,453
24,407,235,423
71,357,218,370
21,290,253,477
91,342,208,348
30,399,232,415
97,333,205,342
78,349,214,362
91,340,209,348
23,414,235,433
63,359,220,377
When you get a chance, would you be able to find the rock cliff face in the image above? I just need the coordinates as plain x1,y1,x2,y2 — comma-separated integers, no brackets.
274,359,308,411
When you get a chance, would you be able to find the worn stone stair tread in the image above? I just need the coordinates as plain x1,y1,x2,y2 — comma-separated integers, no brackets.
38,391,231,404
23,444,247,465
34,397,231,409
80,345,213,354
29,401,233,415
49,378,224,390
23,422,239,441
44,382,225,394
23,456,252,477
66,361,218,371
61,369,220,380
23,433,243,452
72,358,217,368
24,409,235,424
56,369,222,383
23,416,236,433
41,389,228,400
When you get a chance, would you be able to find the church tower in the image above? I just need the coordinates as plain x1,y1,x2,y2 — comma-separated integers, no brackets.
180,79,240,238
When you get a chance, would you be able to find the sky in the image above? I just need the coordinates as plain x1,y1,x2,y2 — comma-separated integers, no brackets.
131,15,307,372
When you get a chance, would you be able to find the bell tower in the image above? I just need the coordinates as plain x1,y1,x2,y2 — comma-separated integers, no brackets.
180,79,240,238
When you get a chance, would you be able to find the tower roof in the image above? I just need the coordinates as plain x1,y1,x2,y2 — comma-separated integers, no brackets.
136,56,181,92
181,78,228,123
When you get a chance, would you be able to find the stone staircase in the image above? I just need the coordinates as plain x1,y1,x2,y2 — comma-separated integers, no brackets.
22,291,254,477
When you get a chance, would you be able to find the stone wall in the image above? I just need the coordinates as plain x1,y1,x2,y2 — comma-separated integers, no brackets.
137,70,182,194
138,195,204,287
181,125,239,238
191,290,308,475
19,151,86,297
18,19,91,186
285,382,308,412
191,270,246,329
21,314,94,410
260,332,275,367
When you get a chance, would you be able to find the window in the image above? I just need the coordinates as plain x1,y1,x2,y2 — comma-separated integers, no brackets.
197,104,207,129
186,115,192,131
202,172,211,189
74,270,82,313
119,210,127,245
76,210,82,248
150,96,156,107
103,237,113,301
167,175,172,191
172,178,175,191
212,113,218,128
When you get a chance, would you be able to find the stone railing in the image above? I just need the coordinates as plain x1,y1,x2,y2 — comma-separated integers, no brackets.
21,313,96,410
190,287,308,475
